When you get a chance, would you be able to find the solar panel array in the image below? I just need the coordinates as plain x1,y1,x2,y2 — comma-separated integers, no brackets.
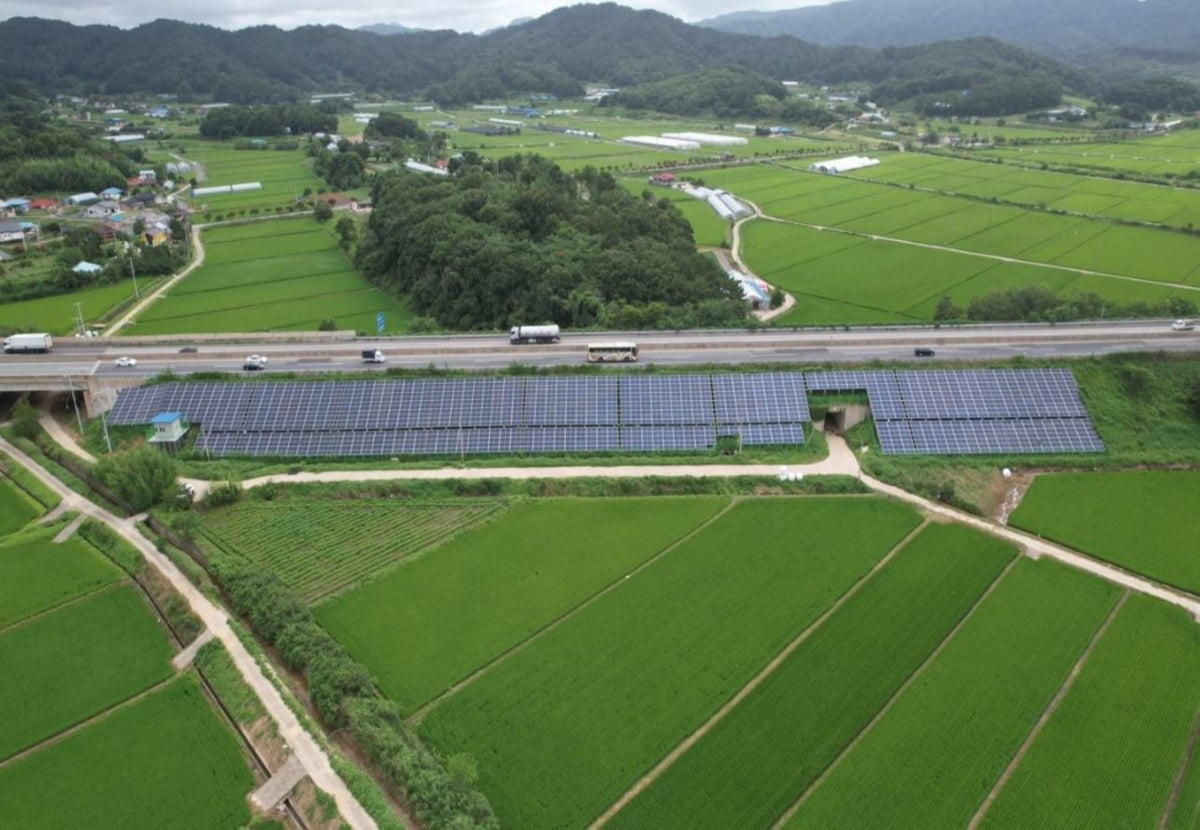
109,368,1103,459
805,369,1103,456
109,374,811,458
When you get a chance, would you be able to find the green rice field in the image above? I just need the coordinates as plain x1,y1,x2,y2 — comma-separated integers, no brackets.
0,675,253,830
0,277,147,334
699,159,1200,323
1011,471,1200,594
314,497,728,711
609,522,1016,830
788,558,1121,828
128,217,413,334
0,527,121,629
419,497,921,830
180,139,326,213
0,584,174,760
981,595,1200,829
0,477,39,535
980,130,1200,178
857,151,1200,229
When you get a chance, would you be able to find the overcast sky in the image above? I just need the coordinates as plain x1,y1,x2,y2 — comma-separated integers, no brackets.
1,0,833,34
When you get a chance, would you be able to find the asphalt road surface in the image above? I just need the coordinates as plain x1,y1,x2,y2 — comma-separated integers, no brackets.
2,320,1197,380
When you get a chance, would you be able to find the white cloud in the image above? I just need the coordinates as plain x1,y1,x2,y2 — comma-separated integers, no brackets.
1,0,834,35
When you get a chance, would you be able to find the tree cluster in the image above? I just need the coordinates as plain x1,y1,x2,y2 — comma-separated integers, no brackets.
199,104,337,139
356,155,747,331
933,284,1198,324
0,82,137,192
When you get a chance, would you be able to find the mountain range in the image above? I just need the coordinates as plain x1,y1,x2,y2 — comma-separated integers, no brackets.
701,0,1200,77
0,3,1089,109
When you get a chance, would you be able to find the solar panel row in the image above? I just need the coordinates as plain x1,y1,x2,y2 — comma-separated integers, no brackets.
109,374,812,431
108,368,1103,459
193,423,804,457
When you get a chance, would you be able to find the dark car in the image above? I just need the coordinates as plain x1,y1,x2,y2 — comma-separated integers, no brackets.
914,347,935,357
178,345,198,353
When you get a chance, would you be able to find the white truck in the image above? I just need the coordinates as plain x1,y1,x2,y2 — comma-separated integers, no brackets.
362,349,386,363
3,333,53,353
509,324,561,345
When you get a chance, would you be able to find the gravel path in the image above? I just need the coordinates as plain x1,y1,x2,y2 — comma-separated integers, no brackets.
0,437,379,830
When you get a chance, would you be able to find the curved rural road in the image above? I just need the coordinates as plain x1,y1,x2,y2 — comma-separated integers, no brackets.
0,437,379,830
106,225,207,336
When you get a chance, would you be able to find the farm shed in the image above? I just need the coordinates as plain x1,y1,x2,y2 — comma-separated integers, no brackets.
2,197,31,213
65,192,100,207
662,132,748,147
72,261,103,275
404,160,449,177
620,136,701,152
809,156,881,174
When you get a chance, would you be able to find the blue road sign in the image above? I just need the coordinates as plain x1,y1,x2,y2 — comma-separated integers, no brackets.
376,312,385,333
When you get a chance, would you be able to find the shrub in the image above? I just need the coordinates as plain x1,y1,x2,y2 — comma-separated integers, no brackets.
95,446,178,511
204,480,243,507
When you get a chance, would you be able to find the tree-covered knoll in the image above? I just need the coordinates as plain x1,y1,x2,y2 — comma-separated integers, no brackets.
198,103,337,138
356,156,746,331
606,66,833,125
0,81,137,193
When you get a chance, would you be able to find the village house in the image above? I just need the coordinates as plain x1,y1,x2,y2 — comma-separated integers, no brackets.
84,200,121,219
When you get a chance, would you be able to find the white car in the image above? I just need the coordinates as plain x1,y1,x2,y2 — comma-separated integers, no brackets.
246,354,268,365
1171,319,1195,332
114,356,138,368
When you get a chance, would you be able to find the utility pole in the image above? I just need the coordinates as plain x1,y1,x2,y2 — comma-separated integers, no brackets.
127,248,140,300
100,409,113,453
74,302,85,337
66,376,85,436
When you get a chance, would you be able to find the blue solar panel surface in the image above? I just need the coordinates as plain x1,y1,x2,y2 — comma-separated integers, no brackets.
110,367,1103,458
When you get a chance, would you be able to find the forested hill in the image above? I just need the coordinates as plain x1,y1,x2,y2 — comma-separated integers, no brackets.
701,0,1200,74
0,4,1083,110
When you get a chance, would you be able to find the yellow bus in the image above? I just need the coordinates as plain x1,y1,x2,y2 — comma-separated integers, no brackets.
586,341,639,363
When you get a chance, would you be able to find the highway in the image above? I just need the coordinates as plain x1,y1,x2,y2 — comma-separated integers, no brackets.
2,320,1197,380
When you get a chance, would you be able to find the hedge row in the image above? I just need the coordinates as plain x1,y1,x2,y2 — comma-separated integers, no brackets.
214,558,498,829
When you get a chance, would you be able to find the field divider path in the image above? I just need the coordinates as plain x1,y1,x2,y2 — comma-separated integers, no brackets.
1160,700,1200,829
861,471,1200,621
0,674,176,770
0,436,380,830
967,590,1131,829
741,175,1200,295
590,518,932,828
771,553,1022,829
0,580,123,636
409,498,741,725
105,224,207,336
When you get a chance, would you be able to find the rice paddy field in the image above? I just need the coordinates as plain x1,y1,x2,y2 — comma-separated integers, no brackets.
178,139,326,213
0,277,147,334
278,488,1200,830
695,156,1200,323
857,151,1200,228
1010,471,1200,594
979,129,1200,178
0,676,253,830
415,108,858,173
128,217,414,334
0,476,255,829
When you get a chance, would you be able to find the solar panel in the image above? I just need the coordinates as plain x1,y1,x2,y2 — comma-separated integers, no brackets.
900,419,1105,455
621,376,713,425
523,426,621,453
712,373,810,424
621,425,715,451
525,377,618,426
804,371,876,393
725,423,807,446
874,420,916,455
